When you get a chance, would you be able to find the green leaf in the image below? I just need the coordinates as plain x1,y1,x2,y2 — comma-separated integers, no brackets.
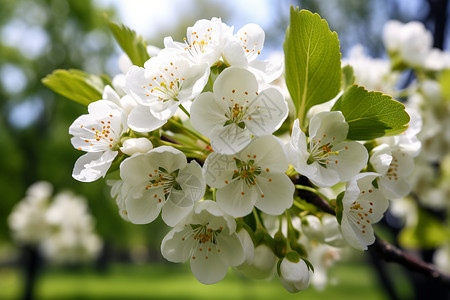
439,69,450,102
108,21,150,67
284,8,341,129
399,208,450,249
342,65,355,91
331,85,410,140
42,69,110,106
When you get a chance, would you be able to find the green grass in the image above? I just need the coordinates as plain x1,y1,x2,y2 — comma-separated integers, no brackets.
0,261,411,300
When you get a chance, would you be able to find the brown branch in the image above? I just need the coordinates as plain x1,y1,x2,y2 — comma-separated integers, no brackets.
293,175,450,287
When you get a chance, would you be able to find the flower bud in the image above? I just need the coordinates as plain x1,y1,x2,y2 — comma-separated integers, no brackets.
120,138,153,156
278,255,311,293
237,244,277,280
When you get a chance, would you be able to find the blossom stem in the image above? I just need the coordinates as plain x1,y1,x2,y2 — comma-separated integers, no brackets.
179,104,190,118
212,187,217,202
285,211,294,252
167,118,210,145
295,185,330,202
252,208,265,231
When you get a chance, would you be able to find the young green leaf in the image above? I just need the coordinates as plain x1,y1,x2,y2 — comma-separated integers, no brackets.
108,21,150,67
342,65,355,91
42,69,110,106
332,85,410,140
284,8,341,129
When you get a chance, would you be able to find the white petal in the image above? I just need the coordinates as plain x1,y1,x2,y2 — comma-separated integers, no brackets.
301,161,340,188
216,232,245,267
247,59,283,83
190,248,229,284
254,173,294,215
340,214,374,250
241,135,288,173
236,24,265,63
148,146,187,173
213,67,259,103
204,152,236,189
309,111,348,144
190,92,228,138
120,138,153,156
161,226,196,262
120,153,155,185
125,186,164,224
245,87,288,136
210,123,252,154
328,141,368,182
370,144,393,175
222,37,248,66
72,151,117,182
161,199,193,227
127,105,167,132
379,177,411,200
176,160,205,203
216,180,256,217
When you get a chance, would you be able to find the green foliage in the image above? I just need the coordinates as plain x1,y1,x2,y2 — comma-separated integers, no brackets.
439,69,450,101
331,85,410,140
284,7,341,129
342,65,355,91
42,69,110,106
399,208,450,250
108,21,150,67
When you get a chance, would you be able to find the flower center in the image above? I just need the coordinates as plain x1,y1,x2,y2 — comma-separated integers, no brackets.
307,137,343,167
184,28,213,57
232,157,261,186
145,167,181,200
143,63,185,102
79,114,119,151
181,224,224,260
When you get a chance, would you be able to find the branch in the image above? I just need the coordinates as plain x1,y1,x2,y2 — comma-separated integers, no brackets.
293,175,450,287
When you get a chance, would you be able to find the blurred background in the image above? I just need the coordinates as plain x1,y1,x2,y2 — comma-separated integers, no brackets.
0,0,449,299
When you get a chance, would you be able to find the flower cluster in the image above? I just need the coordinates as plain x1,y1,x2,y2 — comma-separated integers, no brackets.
46,10,450,292
8,182,102,264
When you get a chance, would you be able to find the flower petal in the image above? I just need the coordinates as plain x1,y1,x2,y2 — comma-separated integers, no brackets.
216,232,245,267
254,173,294,215
190,92,228,138
127,105,167,132
161,226,196,262
190,248,229,284
73,151,117,182
125,185,164,224
161,198,193,227
240,135,288,173
245,87,288,136
210,123,252,154
216,180,256,217
204,152,236,189
328,141,368,182
309,111,348,144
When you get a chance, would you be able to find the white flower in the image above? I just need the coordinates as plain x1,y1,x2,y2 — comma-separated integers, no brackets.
342,45,399,95
288,112,368,188
69,100,127,182
339,173,389,250
161,200,245,284
222,23,282,83
191,67,288,154
383,20,433,67
119,146,205,226
164,17,232,66
370,144,414,199
237,229,255,266
124,51,210,132
108,179,132,221
302,215,345,248
237,244,277,279
120,138,153,156
8,182,52,245
278,257,311,293
204,135,294,218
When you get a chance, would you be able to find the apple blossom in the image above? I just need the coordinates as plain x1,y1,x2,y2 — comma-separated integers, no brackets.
124,51,210,132
119,146,205,226
339,173,389,250
161,200,244,284
288,112,368,188
204,135,294,218
191,67,288,154
69,99,127,182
